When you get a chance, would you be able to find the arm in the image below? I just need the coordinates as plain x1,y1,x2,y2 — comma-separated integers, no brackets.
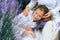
21,30,36,38
23,0,37,16
27,0,37,9
21,24,36,38
21,24,33,31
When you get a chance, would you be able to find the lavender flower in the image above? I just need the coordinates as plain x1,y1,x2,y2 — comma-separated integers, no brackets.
0,18,3,31
57,22,60,27
11,0,16,8
1,0,7,14
39,21,46,28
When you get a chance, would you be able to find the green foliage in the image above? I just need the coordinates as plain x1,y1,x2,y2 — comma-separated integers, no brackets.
0,1,2,19
0,10,3,19
1,10,14,40
59,31,60,40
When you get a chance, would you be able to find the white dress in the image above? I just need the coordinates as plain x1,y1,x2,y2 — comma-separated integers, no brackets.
12,11,60,40
20,11,43,40
42,11,60,40
24,11,60,40
27,0,60,40
12,11,42,40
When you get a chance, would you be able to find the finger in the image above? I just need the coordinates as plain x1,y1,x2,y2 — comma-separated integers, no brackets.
45,14,51,18
45,14,48,16
45,15,50,17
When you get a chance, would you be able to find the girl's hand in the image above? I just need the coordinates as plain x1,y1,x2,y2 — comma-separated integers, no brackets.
31,31,36,38
21,31,36,38
23,6,30,16
25,31,36,38
43,11,52,18
21,31,30,37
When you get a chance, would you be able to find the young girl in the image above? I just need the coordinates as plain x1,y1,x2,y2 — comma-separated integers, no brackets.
23,0,60,19
12,5,49,40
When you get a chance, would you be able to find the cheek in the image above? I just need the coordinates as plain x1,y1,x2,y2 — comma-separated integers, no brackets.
33,13,36,17
33,12,36,16
37,17,42,20
33,13,35,16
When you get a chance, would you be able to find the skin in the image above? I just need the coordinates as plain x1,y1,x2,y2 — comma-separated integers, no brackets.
23,6,51,18
33,8,44,21
22,8,51,38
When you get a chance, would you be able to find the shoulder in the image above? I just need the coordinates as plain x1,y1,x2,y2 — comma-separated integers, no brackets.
45,21,52,25
43,20,53,30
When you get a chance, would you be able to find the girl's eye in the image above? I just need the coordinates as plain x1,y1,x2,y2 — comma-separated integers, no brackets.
36,12,37,14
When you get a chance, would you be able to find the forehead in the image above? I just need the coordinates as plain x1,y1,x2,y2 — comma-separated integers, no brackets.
34,8,44,14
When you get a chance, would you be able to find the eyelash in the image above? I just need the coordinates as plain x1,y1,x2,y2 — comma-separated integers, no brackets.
36,12,37,14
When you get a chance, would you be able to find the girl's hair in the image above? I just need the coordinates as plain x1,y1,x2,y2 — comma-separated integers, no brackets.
34,5,49,14
34,5,50,22
33,5,51,31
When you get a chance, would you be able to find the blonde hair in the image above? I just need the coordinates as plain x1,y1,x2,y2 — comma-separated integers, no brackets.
34,5,49,14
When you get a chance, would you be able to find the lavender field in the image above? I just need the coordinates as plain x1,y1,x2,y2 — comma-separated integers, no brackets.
0,0,30,40
0,0,60,40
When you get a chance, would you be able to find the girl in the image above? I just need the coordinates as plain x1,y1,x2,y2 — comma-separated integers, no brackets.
12,5,49,40
23,0,60,18
23,0,60,40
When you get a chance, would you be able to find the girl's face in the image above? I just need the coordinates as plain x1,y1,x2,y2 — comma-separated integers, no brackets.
33,8,44,21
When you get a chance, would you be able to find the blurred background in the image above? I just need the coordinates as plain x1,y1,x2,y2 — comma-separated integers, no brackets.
0,0,60,40
0,0,30,40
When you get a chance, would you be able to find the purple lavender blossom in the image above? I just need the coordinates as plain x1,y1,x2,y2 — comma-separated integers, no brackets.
57,22,60,27
36,21,46,31
11,1,16,8
39,21,46,28
0,19,3,31
1,0,19,17
0,19,1,23
1,0,7,14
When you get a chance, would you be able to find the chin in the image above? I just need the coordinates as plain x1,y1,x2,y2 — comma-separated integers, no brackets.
33,20,39,22
33,19,41,22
